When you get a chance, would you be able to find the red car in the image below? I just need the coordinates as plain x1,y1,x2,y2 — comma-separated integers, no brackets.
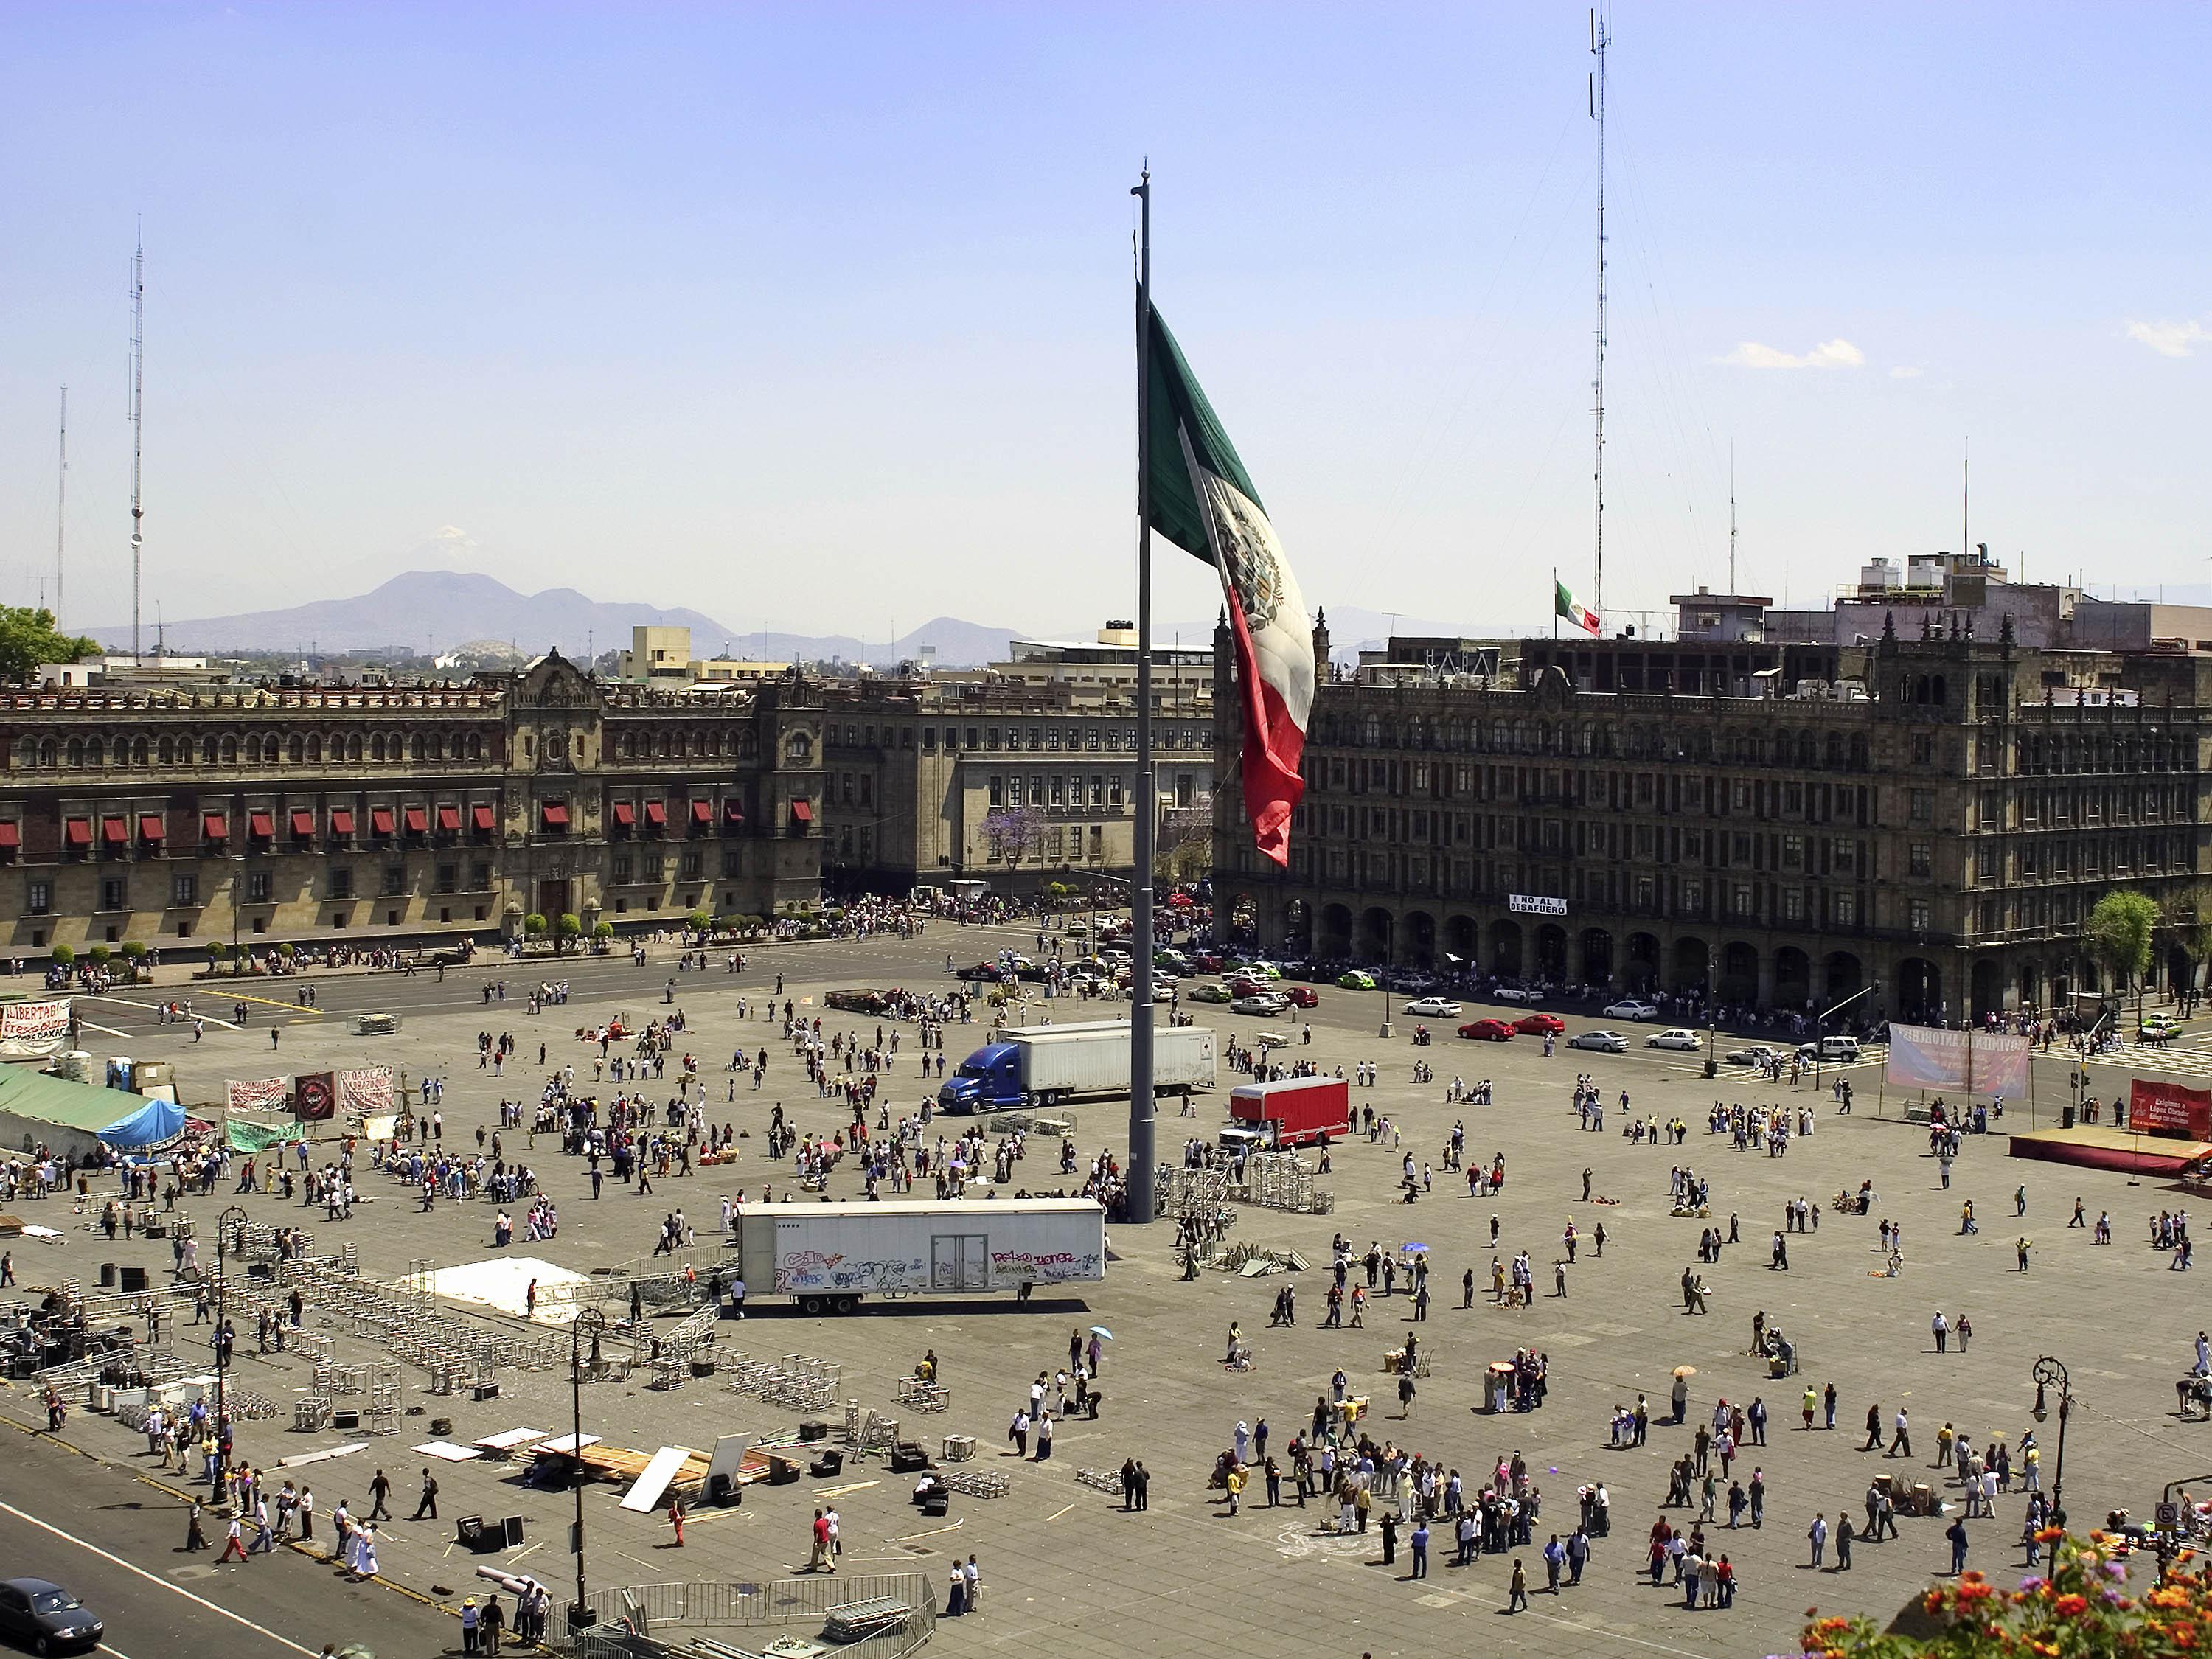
1458,1018,1516,1042
1514,1012,1565,1035
1225,975,1267,998
1284,986,1321,1009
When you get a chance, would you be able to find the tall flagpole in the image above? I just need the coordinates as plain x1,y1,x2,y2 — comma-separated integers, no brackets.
1127,165,1158,1227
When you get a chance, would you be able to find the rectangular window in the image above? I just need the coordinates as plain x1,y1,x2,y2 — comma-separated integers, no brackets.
1909,898,1932,931
171,873,198,908
985,728,1000,748
643,851,664,883
247,870,272,902
720,846,742,878
681,849,703,880
1782,887,1805,922
1093,776,1107,807
1909,841,1932,877
380,866,406,898
612,853,633,883
1732,883,1755,919
327,867,353,900
1912,732,1933,765
100,877,128,912
1834,891,1858,925
1107,777,1124,807
1681,877,1703,913
434,863,459,894
1050,776,1065,807
1910,790,1934,825
966,728,979,750
988,776,1004,808
470,861,491,891
26,880,52,916
1832,837,1856,873
1975,844,1999,882
921,726,936,749
1029,776,1045,807
1781,833,1804,869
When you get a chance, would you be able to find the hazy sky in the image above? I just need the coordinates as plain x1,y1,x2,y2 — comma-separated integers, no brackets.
4,4,2208,643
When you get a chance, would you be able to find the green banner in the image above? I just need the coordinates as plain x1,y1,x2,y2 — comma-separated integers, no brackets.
225,1118,292,1152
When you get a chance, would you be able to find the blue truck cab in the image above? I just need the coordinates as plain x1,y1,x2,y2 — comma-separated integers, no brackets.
938,1043,1022,1114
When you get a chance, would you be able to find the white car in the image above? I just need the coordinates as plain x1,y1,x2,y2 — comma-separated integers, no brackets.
1492,986,1536,1004
1646,1029,1702,1051
1568,1029,1628,1053
1230,992,1290,1016
1402,997,1462,1018
1603,999,1660,1020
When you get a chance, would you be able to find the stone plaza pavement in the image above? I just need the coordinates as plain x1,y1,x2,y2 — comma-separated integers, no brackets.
9,928,2209,1659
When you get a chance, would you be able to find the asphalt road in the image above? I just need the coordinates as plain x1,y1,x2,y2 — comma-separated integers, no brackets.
0,1415,459,1659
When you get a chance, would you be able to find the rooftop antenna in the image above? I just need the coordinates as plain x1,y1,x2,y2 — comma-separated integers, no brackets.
1728,439,1737,596
55,388,68,626
128,230,145,662
1590,4,1611,627
1962,438,1971,569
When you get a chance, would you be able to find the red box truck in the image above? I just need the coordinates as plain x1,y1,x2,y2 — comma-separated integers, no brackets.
1219,1074,1351,1153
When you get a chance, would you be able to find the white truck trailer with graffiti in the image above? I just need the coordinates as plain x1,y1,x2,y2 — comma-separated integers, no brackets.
734,1197,1107,1315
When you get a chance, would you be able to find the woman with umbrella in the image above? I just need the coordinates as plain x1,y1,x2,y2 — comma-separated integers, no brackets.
1671,1366,1694,1424
1087,1327,1107,1376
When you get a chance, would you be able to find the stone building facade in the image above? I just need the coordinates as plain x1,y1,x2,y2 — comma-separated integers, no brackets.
1214,613,2212,1026
0,653,824,953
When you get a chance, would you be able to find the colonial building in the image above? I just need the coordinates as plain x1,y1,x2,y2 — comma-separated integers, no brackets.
0,653,824,953
1214,602,2212,1026
815,626,1216,894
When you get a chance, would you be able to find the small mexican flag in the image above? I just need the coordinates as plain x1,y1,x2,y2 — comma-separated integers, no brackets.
1555,579,1600,637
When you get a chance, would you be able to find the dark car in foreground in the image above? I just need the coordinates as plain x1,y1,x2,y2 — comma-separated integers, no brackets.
0,1579,102,1655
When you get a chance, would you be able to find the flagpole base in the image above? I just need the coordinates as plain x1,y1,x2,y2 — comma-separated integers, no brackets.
1377,1023,1393,1040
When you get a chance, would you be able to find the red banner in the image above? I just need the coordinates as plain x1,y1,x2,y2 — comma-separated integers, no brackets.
2129,1079,2212,1140
293,1072,336,1121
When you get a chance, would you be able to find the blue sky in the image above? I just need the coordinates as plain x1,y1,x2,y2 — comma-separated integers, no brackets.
4,3,2208,644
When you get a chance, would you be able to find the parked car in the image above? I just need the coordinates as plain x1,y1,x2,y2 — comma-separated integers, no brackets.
1284,986,1321,1009
1186,983,1233,1004
1402,997,1463,1018
1458,1018,1517,1042
1726,1043,1782,1066
1514,1012,1566,1035
1568,1029,1628,1053
1602,999,1660,1020
956,961,1005,982
1646,1029,1703,1051
1337,970,1378,990
1233,960,1284,980
1492,985,1537,1004
1231,992,1291,1016
0,1579,102,1655
1225,975,1268,998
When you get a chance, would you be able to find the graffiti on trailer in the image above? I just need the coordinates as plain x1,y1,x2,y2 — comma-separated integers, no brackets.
989,1248,1102,1283
775,1248,928,1293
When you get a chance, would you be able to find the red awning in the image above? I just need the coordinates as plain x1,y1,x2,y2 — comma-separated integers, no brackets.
369,807,395,835
329,808,355,835
138,813,166,844
643,800,667,828
248,810,275,838
437,805,460,833
63,818,90,847
202,813,229,841
689,799,712,826
611,802,636,828
102,815,128,845
471,804,495,832
790,798,813,824
542,802,570,828
0,822,19,850
403,806,428,835
291,810,316,838
723,799,745,826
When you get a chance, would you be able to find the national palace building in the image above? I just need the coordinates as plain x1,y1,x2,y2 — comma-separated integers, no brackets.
0,652,826,955
1211,557,2212,1026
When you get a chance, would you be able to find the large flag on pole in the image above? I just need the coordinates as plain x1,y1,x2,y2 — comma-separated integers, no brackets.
1144,306,1313,867
1555,578,1601,637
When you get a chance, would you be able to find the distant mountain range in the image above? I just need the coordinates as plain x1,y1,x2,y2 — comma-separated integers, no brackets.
90,571,1523,668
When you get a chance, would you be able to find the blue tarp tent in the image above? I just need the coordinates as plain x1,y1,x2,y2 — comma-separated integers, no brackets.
99,1096,186,1149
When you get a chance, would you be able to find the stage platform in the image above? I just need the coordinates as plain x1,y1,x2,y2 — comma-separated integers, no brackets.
2008,1123,2212,1178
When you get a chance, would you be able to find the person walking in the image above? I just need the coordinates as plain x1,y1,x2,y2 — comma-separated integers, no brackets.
808,1509,833,1572
411,1469,439,1520
1409,1518,1430,1579
1507,1557,1528,1613
368,1469,392,1520
1889,1408,1912,1458
216,1512,247,1562
1947,1516,1969,1576
1808,1512,1828,1568
1834,1512,1854,1571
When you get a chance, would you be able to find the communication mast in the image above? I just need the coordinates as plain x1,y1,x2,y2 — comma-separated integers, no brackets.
1589,7,1611,627
55,389,67,626
128,234,145,661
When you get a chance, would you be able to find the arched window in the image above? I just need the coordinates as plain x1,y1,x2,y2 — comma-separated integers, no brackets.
220,735,238,765
1825,731,1845,767
86,738,103,767
307,735,321,763
468,734,483,761
132,737,147,765
67,739,86,767
371,735,386,762
1796,733,1816,767
347,735,363,763
411,734,425,762
38,739,56,768
158,737,175,765
290,736,305,763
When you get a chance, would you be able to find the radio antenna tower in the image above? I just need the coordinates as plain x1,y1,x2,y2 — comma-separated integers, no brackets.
55,389,68,626
1589,7,1611,627
128,232,145,661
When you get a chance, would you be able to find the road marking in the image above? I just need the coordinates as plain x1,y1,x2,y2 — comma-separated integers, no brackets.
0,1497,317,1656
100,1644,136,1659
83,996,239,1031
77,1021,136,1040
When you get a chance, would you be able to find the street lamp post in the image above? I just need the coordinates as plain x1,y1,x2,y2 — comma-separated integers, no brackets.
2031,1354,2073,1528
1810,982,1877,1096
568,1307,608,1633
1378,914,1395,1040
215,1203,248,1506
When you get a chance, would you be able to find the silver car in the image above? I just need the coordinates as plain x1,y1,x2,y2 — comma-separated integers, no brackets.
1568,1029,1628,1053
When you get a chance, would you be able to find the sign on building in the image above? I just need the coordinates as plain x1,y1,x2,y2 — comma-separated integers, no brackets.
1507,894,1568,917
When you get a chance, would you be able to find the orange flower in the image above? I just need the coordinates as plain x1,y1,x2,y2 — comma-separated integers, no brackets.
2053,1593,2089,1616
2035,1526,2065,1543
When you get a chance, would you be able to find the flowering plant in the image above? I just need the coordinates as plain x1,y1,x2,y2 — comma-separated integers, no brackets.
1790,1533,2210,1658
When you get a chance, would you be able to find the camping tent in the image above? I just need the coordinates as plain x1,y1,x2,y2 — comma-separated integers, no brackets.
99,1096,186,1150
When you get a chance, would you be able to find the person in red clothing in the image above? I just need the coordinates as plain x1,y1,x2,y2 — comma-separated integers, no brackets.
668,1497,684,1548
216,1514,248,1562
808,1509,833,1572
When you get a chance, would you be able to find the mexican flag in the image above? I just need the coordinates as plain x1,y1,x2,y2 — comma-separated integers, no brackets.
1556,578,1600,637
1144,305,1312,868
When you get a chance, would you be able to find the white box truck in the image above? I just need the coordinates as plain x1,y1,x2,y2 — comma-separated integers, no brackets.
731,1197,1107,1315
936,1018,1217,1113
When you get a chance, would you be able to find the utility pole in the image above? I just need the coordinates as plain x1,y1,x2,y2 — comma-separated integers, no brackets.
128,234,145,663
1590,6,1610,625
55,388,67,627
